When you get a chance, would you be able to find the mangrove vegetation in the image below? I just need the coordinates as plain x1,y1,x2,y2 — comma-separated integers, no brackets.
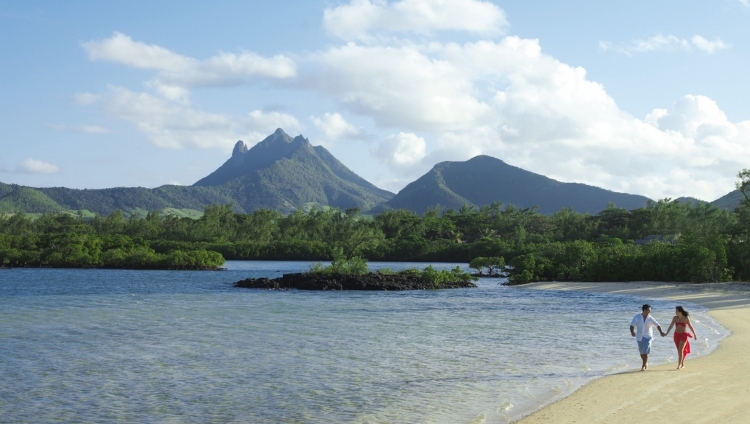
2,170,750,281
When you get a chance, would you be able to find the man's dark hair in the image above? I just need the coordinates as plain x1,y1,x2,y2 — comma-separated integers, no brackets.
642,304,651,311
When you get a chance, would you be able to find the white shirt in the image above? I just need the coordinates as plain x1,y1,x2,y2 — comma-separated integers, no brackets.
631,313,660,341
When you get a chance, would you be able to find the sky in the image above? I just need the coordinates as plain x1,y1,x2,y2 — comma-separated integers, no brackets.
1,0,749,201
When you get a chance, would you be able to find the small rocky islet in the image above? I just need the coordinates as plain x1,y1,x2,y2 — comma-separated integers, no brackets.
234,272,477,291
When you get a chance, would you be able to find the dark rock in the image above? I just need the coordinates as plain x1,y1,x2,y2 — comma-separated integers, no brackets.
471,273,505,278
234,272,477,291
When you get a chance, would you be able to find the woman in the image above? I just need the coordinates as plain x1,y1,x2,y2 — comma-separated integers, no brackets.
664,306,698,370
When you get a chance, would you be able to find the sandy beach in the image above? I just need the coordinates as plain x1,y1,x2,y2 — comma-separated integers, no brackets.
515,282,750,423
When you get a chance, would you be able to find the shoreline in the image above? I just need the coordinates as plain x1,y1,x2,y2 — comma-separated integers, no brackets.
512,282,750,423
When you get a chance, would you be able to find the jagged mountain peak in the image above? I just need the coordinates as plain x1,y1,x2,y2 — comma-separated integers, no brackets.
189,128,394,212
262,128,294,145
232,140,248,157
195,129,304,187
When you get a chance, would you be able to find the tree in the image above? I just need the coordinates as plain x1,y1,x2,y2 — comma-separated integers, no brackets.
736,169,750,205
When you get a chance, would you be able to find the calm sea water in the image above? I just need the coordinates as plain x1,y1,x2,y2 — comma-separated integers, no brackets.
0,261,728,423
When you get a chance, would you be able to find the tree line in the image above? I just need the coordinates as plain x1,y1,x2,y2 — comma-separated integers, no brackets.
1,170,749,282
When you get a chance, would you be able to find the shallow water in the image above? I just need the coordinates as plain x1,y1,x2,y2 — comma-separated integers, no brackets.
0,261,728,423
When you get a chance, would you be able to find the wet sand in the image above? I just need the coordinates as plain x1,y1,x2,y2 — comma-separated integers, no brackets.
515,282,750,424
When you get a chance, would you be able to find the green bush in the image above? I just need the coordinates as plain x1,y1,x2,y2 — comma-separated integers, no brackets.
420,265,476,286
309,248,368,276
469,256,506,275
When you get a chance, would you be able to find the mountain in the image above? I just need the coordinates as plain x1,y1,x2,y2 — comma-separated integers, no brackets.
379,155,651,215
193,128,394,212
6,131,741,217
0,129,393,216
0,186,65,214
674,197,708,206
35,185,237,216
712,190,746,210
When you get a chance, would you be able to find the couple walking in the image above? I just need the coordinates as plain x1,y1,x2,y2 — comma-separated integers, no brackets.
630,304,698,371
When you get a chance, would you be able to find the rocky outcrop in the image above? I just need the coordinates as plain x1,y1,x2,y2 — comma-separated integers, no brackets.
190,128,394,212
234,272,477,291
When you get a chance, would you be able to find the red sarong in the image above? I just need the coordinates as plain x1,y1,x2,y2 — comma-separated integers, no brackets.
673,332,692,357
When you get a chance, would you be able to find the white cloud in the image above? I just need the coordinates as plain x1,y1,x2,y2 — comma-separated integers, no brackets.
78,35,303,152
73,125,109,134
74,92,98,105
83,32,195,71
76,19,747,201
310,42,491,131
83,32,297,103
648,95,739,140
50,124,109,134
310,112,361,141
631,34,691,52
247,110,303,134
372,132,427,173
89,85,301,151
323,0,507,41
604,34,730,55
691,35,730,54
18,159,60,174
305,36,749,200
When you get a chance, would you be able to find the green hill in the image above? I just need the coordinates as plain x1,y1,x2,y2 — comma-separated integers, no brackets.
0,182,13,198
0,129,394,216
0,186,66,214
712,190,745,210
379,155,652,214
35,185,237,215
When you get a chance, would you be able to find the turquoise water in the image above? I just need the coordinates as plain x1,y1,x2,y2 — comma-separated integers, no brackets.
0,261,728,423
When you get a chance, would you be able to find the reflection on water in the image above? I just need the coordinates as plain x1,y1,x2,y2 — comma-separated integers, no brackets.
0,261,728,423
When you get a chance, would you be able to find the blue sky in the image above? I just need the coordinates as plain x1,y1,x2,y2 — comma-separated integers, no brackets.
1,0,749,201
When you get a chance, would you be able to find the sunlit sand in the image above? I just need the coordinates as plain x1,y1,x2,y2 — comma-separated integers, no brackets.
516,282,750,423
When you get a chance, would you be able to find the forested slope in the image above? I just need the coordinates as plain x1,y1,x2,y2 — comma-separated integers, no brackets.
381,156,651,214
0,129,393,216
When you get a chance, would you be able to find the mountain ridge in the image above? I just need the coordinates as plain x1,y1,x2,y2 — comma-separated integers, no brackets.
379,155,652,214
0,131,744,216
192,128,394,212
0,129,394,216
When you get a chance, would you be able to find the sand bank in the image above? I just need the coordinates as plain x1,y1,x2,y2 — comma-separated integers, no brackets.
515,282,750,424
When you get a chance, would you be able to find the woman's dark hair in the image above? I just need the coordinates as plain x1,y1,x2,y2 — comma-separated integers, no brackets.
642,304,651,311
676,306,689,317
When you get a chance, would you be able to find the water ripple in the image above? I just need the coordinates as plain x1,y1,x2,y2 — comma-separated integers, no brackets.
0,262,728,423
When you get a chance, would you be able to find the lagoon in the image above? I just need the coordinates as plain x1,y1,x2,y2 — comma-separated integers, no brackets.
0,261,728,423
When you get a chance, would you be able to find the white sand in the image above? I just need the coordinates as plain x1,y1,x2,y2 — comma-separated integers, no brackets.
515,282,750,424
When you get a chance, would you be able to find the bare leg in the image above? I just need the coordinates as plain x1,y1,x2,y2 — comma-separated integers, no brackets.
678,340,687,369
640,353,648,371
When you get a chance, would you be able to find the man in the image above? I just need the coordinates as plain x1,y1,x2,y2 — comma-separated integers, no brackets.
630,304,665,371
